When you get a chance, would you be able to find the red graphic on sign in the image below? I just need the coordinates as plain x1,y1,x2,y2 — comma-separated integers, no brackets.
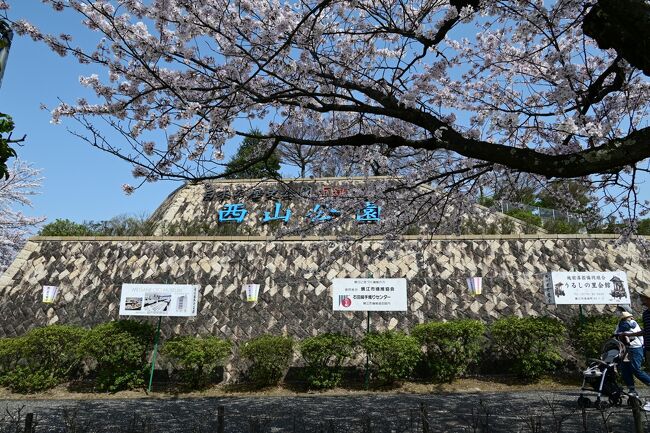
339,295,352,307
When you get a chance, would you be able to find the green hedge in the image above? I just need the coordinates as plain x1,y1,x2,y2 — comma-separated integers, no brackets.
361,331,421,384
0,337,20,376
542,219,583,234
490,316,566,380
39,215,157,236
300,333,355,389
0,325,87,393
162,336,231,388
412,320,486,383
240,335,294,387
79,320,154,392
0,314,603,392
505,209,542,227
39,219,93,236
573,315,619,361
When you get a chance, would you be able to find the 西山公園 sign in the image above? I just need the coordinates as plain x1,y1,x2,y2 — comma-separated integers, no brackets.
543,271,630,305
204,183,382,224
119,284,199,316
217,201,381,224
332,278,407,311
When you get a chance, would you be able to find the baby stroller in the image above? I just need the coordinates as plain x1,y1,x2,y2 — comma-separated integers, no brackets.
577,338,628,409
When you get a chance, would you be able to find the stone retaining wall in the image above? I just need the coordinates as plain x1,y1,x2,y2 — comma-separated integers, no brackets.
1,235,648,341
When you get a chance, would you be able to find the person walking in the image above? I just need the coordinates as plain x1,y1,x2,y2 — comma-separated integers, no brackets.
615,311,650,396
619,290,650,370
638,289,650,370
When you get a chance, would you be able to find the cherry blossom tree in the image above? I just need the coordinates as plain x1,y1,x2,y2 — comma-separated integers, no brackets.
0,160,44,274
8,0,650,230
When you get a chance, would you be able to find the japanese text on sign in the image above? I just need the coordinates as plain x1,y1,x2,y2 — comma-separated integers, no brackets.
543,271,630,305
332,278,407,311
216,201,381,224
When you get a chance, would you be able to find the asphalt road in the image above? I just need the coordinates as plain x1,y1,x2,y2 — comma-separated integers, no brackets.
1,391,649,433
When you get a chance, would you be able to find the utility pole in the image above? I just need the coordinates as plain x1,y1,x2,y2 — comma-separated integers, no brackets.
0,18,13,88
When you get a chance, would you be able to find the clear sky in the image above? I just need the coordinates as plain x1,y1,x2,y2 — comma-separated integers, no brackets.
2,1,189,226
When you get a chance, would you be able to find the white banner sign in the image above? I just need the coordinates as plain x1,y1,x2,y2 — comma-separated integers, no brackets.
544,271,630,305
332,278,407,311
42,285,59,304
466,277,483,296
119,284,199,317
243,283,260,302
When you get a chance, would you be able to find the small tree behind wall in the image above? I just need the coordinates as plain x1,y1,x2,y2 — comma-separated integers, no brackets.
224,130,281,179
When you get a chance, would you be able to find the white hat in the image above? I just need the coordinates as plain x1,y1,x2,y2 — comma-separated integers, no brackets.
620,311,633,320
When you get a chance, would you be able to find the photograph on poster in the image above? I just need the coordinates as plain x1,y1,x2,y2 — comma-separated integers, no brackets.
124,297,143,311
144,293,172,313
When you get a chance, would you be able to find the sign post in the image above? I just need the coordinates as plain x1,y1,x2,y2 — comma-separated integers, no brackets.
119,283,199,393
364,310,370,390
148,316,162,393
331,278,407,389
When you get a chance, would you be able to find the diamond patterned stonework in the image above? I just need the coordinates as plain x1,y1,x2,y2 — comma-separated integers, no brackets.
1,235,648,341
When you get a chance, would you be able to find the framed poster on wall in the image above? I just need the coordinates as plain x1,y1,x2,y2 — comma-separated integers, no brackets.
119,283,199,316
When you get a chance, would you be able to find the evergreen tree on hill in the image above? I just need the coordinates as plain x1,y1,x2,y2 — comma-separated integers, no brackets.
223,130,281,179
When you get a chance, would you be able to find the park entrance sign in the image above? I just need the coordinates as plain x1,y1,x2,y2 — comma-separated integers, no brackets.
119,283,199,317
543,271,630,305
331,278,407,311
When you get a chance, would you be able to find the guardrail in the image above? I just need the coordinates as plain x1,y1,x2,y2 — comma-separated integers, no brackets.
493,200,582,224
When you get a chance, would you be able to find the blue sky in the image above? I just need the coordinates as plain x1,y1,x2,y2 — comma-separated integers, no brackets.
2,1,181,225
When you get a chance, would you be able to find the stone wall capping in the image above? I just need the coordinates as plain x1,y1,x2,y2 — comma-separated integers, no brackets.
556,234,581,239
28,233,638,243
586,234,621,239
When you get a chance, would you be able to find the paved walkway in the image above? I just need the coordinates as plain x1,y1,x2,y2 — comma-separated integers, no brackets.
1,391,649,432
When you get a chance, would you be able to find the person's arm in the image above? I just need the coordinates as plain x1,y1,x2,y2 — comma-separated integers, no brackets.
617,322,644,337
620,330,644,337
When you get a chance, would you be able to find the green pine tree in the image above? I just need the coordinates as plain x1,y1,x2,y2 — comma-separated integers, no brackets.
223,130,281,179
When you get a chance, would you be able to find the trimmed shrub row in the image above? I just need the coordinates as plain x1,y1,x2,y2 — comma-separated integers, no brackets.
412,320,486,382
162,335,232,389
0,322,154,393
0,325,86,393
0,315,613,393
490,316,566,380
